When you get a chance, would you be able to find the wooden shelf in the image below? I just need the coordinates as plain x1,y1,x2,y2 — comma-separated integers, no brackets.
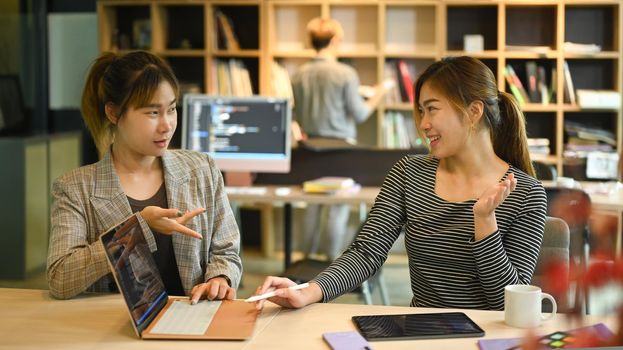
98,0,623,179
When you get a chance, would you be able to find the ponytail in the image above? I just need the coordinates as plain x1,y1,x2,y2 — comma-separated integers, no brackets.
81,52,117,157
495,91,535,177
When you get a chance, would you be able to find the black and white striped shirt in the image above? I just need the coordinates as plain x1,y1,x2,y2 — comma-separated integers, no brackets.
313,155,547,310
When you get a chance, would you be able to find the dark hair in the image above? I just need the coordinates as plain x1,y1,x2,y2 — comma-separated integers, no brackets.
306,17,343,52
414,56,535,177
310,37,333,51
81,51,179,155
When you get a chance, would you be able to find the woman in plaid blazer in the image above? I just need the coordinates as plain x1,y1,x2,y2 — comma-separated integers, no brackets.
47,51,242,302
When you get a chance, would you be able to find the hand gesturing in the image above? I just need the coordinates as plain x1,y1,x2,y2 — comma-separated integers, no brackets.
140,206,205,239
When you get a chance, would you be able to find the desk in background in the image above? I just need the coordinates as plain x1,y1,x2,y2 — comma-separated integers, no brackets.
226,185,379,270
229,180,623,270
1,288,617,350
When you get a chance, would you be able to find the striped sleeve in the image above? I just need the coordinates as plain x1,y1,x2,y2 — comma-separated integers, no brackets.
471,181,547,309
312,156,409,301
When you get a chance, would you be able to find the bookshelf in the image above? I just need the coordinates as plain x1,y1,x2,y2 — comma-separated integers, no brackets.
97,0,623,179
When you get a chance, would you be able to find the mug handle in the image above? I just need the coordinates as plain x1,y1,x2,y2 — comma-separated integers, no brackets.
541,292,557,321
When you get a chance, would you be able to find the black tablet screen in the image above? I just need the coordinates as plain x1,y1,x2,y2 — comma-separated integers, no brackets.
352,312,485,341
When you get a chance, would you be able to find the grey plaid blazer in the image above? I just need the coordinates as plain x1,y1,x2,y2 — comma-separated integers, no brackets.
47,149,242,299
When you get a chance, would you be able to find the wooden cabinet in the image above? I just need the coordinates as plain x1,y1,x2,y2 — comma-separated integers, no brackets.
97,0,623,179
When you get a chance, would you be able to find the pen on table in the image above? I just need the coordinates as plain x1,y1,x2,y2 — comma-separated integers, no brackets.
244,283,310,302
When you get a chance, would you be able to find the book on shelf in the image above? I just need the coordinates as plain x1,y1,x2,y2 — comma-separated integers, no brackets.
383,112,420,149
504,65,529,106
383,61,402,104
563,41,601,54
215,10,240,50
505,45,551,54
527,138,550,147
303,177,359,194
537,66,549,105
271,61,293,99
576,89,621,110
562,61,576,105
565,121,616,146
215,59,253,96
396,60,414,103
525,61,539,103
549,67,557,104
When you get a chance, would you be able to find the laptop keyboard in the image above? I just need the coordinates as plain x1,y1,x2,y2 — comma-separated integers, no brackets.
150,300,222,335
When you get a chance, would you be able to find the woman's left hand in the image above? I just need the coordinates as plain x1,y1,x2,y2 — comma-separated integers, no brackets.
473,173,517,218
190,276,235,304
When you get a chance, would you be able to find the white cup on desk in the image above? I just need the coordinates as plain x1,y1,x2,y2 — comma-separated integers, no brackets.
504,284,557,328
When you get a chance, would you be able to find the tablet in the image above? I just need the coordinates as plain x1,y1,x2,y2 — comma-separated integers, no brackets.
352,312,485,341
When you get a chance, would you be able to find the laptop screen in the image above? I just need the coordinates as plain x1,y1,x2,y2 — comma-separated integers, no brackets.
101,215,168,333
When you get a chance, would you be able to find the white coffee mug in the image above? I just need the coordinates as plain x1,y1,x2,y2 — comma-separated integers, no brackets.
504,284,557,328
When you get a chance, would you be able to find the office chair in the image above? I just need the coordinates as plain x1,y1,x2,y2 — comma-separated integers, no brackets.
533,160,558,181
531,216,570,312
544,187,592,313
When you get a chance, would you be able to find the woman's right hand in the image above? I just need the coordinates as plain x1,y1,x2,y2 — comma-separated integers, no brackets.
140,206,205,239
253,276,323,310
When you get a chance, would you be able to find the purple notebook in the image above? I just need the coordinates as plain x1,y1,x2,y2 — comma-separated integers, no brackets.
323,331,372,350
478,323,613,350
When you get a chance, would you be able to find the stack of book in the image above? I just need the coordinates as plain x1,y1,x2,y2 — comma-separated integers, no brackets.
527,138,551,159
565,121,616,156
302,177,359,194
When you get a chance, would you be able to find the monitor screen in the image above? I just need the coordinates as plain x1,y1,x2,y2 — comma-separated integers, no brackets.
181,95,291,173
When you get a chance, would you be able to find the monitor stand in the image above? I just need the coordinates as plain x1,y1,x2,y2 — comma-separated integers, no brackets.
224,172,254,187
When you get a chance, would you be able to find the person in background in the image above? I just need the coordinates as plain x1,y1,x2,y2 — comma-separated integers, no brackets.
292,17,388,259
47,51,242,303
255,56,547,310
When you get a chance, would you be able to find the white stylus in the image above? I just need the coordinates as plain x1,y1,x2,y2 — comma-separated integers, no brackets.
244,283,310,302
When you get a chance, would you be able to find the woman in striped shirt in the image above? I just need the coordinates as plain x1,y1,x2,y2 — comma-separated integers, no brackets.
254,56,547,310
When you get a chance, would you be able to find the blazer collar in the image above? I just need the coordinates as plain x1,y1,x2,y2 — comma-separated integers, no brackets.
161,150,190,185
93,150,124,200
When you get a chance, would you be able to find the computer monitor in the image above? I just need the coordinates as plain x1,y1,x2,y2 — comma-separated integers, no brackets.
181,95,291,173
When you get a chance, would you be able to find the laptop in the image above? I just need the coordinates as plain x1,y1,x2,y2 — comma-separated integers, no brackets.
100,214,258,340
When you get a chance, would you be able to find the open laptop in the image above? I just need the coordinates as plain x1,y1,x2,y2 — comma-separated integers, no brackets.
100,214,258,340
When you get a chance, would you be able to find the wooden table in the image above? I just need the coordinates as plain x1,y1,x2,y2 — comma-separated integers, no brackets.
1,288,617,350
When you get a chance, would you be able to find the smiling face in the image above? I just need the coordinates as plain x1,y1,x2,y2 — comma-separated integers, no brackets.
417,82,471,159
112,81,177,159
